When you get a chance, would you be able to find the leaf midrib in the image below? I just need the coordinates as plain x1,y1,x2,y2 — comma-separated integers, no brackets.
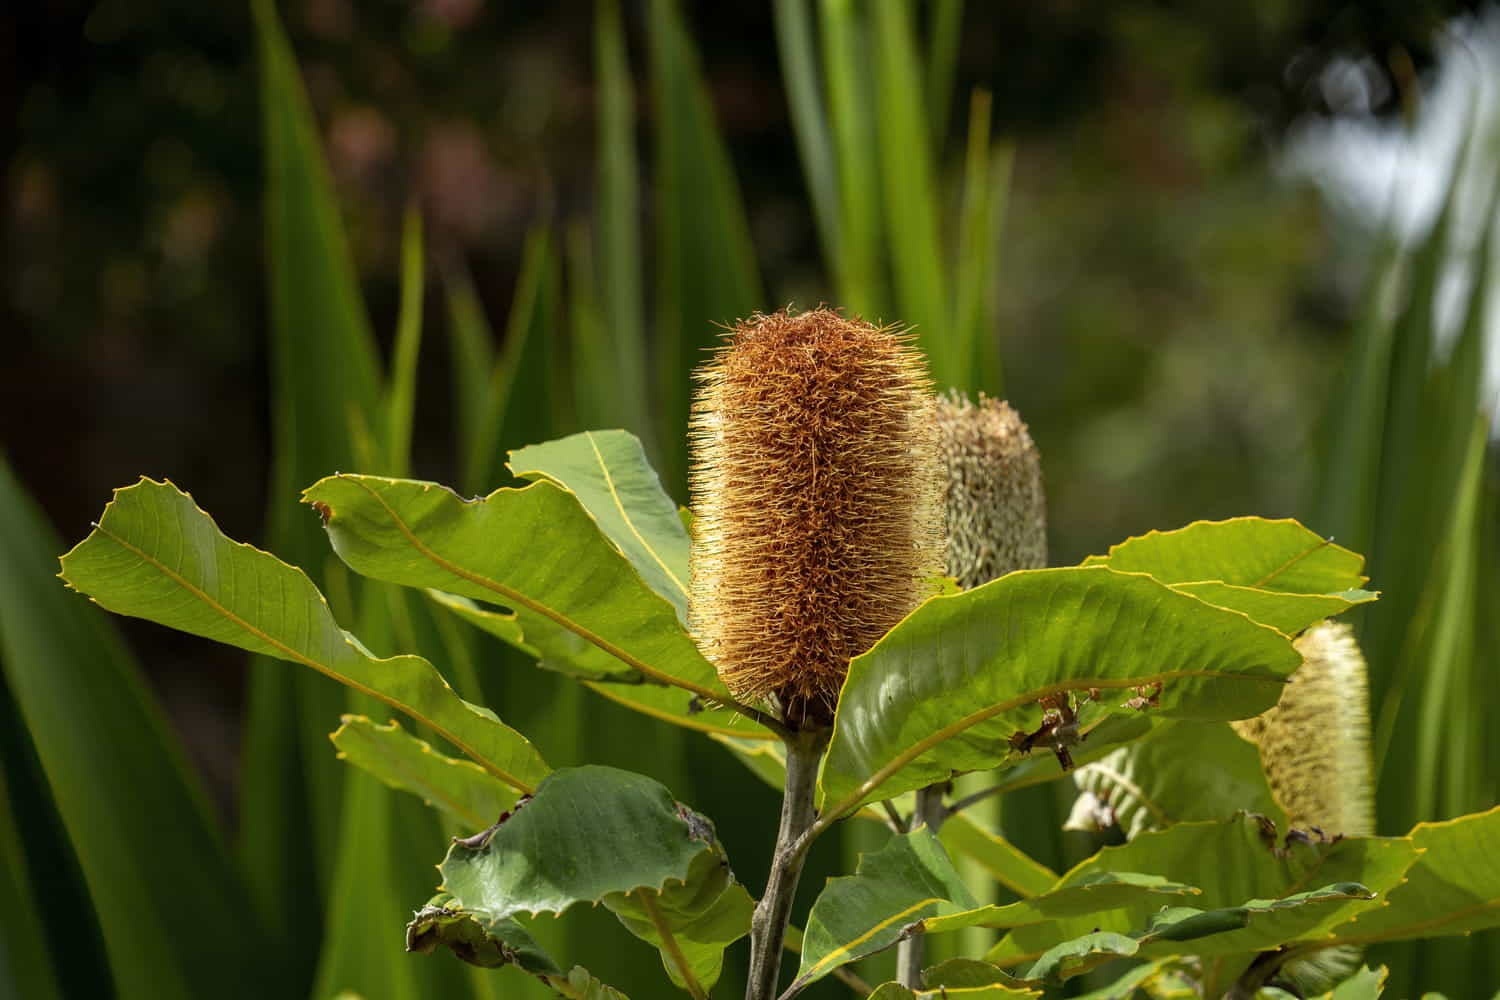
342,475,724,703
819,670,1285,832
86,516,537,795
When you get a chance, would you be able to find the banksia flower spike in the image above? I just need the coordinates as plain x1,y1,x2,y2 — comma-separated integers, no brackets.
934,392,1047,587
688,308,944,729
1232,620,1376,837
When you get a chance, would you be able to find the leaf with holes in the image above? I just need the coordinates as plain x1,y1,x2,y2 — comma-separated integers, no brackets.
820,566,1301,817
58,479,549,797
406,898,632,998
434,765,748,996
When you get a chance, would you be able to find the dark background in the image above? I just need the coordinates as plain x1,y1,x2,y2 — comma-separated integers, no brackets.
1,2,1488,994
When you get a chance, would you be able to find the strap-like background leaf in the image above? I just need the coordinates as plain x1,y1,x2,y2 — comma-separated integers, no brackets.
4,460,277,1000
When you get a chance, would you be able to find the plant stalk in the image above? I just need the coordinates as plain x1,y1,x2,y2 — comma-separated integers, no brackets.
895,783,947,988
746,727,828,1000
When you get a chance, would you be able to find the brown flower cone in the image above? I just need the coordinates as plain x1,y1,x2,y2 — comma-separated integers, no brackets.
935,392,1047,587
1232,620,1376,836
688,308,944,729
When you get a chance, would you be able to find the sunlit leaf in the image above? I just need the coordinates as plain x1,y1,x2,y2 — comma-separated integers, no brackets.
988,815,1418,972
331,715,521,829
820,566,1301,815
305,475,732,703
59,478,549,795
508,430,690,621
793,830,977,992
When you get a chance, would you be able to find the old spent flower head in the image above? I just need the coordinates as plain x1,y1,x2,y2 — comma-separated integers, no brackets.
934,391,1047,587
688,308,944,730
1233,620,1376,837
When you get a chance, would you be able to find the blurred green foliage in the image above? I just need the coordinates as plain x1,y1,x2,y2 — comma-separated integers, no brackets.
2,0,1496,997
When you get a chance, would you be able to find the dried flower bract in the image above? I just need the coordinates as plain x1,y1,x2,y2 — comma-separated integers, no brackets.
689,308,943,728
935,392,1047,587
1232,620,1375,837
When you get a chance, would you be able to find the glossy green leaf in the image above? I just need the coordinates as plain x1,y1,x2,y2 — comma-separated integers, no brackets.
793,830,977,992
867,978,1036,998
1320,806,1500,948
331,715,521,829
1169,582,1375,636
1322,965,1388,999
1089,518,1368,594
1,462,276,1000
647,0,762,488
508,430,691,621
988,815,1418,972
59,478,549,796
820,566,1302,815
921,958,1035,993
1024,883,1374,983
1068,721,1286,839
305,474,732,703
427,589,635,682
923,873,1201,937
430,587,762,739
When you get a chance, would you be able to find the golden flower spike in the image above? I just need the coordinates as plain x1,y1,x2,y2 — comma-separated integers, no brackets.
688,308,944,729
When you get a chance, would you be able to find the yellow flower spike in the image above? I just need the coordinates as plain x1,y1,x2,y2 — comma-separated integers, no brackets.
1233,620,1376,837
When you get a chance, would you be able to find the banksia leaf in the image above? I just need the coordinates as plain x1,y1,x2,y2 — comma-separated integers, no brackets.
935,392,1047,587
688,308,943,728
1232,621,1376,836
